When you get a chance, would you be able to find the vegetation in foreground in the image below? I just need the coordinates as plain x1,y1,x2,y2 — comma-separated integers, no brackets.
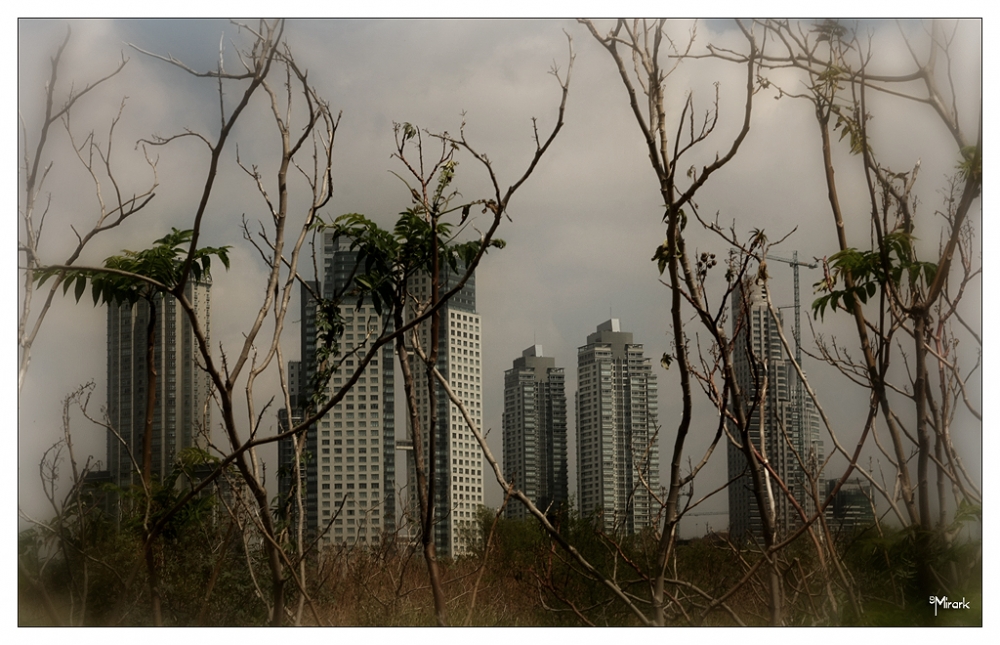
18,494,982,626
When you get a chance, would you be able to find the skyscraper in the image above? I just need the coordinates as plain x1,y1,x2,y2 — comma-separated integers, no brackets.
727,280,823,541
503,345,568,520
403,264,484,558
106,281,212,491
278,233,397,548
576,319,660,535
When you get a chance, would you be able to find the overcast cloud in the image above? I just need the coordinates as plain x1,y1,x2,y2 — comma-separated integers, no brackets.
15,18,983,539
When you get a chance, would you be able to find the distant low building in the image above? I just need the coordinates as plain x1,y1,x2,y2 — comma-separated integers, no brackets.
824,478,876,537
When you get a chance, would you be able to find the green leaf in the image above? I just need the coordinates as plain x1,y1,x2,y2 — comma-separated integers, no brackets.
652,240,669,276
957,144,981,182
74,274,86,303
378,284,394,312
923,262,937,285
811,295,829,320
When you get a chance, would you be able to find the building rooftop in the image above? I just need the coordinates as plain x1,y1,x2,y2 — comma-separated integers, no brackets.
597,318,620,333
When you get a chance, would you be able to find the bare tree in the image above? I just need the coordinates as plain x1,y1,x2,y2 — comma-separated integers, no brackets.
725,18,982,611
18,383,106,626
576,18,799,625
18,29,155,395
23,20,334,625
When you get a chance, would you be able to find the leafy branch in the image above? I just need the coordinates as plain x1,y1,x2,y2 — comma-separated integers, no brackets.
35,227,231,306
812,230,936,320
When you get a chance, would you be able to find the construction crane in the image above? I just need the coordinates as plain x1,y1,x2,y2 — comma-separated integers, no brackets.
764,251,817,367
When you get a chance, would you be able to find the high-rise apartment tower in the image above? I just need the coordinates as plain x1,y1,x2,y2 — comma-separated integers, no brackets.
404,265,484,558
576,319,660,535
727,280,823,541
278,233,397,548
106,282,212,491
503,345,568,520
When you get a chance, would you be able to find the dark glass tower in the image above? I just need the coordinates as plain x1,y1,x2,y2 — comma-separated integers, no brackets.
106,282,212,492
727,280,823,541
503,345,568,520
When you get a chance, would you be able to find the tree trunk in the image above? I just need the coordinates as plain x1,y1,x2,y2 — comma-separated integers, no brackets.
395,288,448,626
425,213,448,626
141,295,163,626
912,313,937,607
652,201,693,626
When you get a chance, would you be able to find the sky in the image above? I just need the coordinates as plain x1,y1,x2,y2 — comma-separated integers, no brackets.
13,17,985,550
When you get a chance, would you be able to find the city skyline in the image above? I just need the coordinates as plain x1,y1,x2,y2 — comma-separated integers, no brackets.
14,16,984,628
16,19,983,542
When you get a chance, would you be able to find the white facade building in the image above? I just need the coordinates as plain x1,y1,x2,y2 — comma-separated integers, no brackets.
278,233,397,548
404,267,484,558
576,319,660,535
